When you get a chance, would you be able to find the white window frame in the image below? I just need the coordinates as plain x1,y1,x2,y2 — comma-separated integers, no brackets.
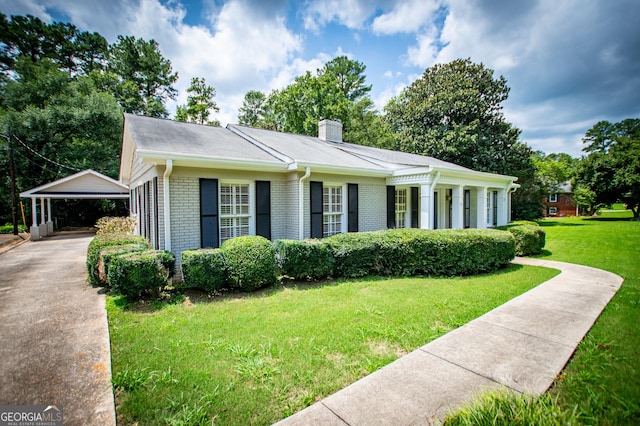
548,206,558,216
219,181,254,244
395,188,408,228
549,193,558,203
323,183,346,237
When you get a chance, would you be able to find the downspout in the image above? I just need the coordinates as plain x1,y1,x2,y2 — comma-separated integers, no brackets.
298,167,311,240
163,159,173,252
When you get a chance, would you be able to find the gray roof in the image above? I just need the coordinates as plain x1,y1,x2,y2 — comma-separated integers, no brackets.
335,142,473,171
124,114,283,164
229,125,388,171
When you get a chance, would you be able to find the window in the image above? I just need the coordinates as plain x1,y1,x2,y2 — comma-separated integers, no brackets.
220,183,251,243
549,193,558,203
464,189,471,228
395,188,407,228
323,185,343,237
548,207,558,216
486,191,498,227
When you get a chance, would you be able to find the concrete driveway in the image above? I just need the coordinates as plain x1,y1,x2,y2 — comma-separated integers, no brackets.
0,232,115,426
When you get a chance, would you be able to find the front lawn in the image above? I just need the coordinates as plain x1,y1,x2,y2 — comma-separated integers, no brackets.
108,265,557,425
537,217,640,424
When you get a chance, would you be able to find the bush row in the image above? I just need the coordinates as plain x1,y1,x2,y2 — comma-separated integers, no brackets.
324,228,516,278
181,229,517,292
180,236,277,292
86,232,175,299
497,223,546,256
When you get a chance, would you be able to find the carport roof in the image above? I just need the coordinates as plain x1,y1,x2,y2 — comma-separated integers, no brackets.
20,169,129,199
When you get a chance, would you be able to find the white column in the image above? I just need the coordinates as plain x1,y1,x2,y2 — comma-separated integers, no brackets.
39,197,47,236
31,197,37,228
420,183,432,230
476,187,487,229
497,189,508,226
451,185,464,229
46,198,54,233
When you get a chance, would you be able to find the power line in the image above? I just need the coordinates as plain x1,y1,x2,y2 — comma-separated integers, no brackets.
10,133,82,172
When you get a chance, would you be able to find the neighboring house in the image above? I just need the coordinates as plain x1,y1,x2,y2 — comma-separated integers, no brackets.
544,182,578,217
119,114,519,263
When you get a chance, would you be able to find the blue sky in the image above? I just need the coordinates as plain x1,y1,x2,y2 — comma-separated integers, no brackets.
2,0,639,157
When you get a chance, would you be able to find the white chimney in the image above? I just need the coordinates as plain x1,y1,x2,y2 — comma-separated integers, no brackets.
318,119,342,143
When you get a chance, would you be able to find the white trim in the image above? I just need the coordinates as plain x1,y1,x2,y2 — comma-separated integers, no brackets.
218,181,255,243
163,160,173,252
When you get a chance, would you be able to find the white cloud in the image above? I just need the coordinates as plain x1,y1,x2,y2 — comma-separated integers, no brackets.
302,0,376,32
372,0,441,35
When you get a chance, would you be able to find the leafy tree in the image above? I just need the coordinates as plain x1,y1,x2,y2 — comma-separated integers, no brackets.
238,90,267,127
174,77,219,125
533,152,578,193
322,55,371,102
107,35,178,117
577,119,640,218
384,58,540,219
343,97,396,147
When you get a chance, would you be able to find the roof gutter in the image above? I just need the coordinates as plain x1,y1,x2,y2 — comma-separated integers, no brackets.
163,159,173,252
299,167,311,240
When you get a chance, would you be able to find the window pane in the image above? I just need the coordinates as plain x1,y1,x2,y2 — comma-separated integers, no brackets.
220,183,251,244
395,189,407,228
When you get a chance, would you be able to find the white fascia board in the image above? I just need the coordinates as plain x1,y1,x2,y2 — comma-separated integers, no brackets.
293,162,391,178
119,124,135,185
433,167,518,184
136,149,288,172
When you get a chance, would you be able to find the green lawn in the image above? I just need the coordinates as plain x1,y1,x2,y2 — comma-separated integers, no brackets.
107,265,557,425
535,217,640,424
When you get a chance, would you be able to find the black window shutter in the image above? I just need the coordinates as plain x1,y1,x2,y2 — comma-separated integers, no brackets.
386,185,396,229
410,187,419,228
310,181,323,238
493,191,498,226
255,180,271,240
348,183,358,232
200,178,219,248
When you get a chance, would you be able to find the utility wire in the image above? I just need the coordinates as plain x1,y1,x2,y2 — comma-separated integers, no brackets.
10,133,82,172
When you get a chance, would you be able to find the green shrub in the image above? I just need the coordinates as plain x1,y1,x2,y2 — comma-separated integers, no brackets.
507,220,540,227
95,216,137,234
0,223,28,234
326,228,515,278
274,239,334,280
221,236,277,291
505,225,546,256
86,233,150,285
98,243,149,285
325,231,394,278
108,250,175,299
180,249,227,292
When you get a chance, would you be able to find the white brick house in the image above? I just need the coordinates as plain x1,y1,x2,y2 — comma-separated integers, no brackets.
119,114,519,262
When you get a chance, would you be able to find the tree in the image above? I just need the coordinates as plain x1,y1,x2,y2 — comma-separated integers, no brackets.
384,58,540,219
107,35,178,117
238,90,267,127
174,77,219,125
0,58,124,225
577,119,640,219
533,152,578,194
322,55,371,102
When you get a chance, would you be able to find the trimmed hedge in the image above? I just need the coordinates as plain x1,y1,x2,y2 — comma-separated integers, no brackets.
86,233,150,285
274,239,334,280
326,228,516,278
505,225,546,256
98,243,149,285
107,250,175,298
221,236,277,291
180,249,227,292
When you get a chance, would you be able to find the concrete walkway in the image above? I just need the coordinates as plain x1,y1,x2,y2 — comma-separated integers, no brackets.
0,232,115,426
275,257,623,425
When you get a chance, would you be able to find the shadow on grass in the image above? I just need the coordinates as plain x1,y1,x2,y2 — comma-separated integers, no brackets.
112,264,526,313
539,220,584,227
531,249,553,258
583,217,636,222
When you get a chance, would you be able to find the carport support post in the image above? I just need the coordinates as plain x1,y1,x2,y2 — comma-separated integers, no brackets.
46,198,53,234
30,197,40,241
39,197,47,237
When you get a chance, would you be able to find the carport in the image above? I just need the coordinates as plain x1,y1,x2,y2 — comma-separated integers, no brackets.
19,169,129,241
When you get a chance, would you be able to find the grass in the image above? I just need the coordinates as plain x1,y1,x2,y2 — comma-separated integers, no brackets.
107,265,558,425
443,216,640,425
536,217,640,424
